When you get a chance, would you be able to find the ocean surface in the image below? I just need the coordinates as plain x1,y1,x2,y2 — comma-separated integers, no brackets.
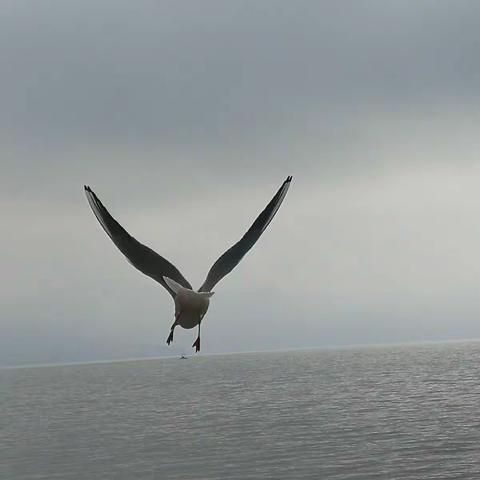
2,342,480,479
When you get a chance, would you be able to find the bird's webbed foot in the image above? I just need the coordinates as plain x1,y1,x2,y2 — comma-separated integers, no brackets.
192,337,200,353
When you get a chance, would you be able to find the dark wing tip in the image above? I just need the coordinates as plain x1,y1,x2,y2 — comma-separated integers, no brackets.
281,176,292,190
84,186,98,200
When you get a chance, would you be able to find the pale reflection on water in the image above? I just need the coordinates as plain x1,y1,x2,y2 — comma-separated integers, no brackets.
2,342,480,479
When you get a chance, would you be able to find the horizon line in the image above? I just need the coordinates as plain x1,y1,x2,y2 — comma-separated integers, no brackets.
2,337,479,370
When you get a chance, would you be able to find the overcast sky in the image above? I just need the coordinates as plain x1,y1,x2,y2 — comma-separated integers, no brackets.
3,1,480,365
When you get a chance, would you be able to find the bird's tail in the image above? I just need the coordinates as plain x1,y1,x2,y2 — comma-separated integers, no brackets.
163,276,189,294
163,276,215,298
197,291,215,298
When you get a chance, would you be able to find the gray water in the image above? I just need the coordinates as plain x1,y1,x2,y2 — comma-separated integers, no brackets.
2,342,480,479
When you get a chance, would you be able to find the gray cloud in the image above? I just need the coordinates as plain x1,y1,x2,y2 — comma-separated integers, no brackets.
3,1,480,148
3,1,480,365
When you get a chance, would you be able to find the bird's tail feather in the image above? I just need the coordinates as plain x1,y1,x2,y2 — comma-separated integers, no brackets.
163,276,214,298
163,276,189,294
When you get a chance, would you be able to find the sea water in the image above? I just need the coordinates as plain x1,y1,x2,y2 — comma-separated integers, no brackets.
2,342,480,479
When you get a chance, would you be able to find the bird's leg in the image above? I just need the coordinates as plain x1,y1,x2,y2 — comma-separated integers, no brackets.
166,324,175,345
166,313,180,345
166,327,174,345
192,322,201,353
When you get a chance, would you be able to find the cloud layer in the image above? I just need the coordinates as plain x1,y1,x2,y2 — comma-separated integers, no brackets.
3,1,480,365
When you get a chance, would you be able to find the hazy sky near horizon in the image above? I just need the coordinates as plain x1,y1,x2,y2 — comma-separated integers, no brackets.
3,1,480,364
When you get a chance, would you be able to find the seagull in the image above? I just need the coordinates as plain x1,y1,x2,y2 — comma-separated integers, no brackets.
84,176,292,352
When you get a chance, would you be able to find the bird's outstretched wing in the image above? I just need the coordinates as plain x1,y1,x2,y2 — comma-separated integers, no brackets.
84,186,192,298
198,176,292,292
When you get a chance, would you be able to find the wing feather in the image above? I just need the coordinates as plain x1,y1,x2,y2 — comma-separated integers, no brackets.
198,176,292,292
84,186,192,298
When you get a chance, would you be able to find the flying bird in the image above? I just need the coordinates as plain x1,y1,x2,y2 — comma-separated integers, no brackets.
84,176,292,352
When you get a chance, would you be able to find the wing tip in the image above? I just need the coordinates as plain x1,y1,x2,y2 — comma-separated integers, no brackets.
84,185,98,202
282,176,292,190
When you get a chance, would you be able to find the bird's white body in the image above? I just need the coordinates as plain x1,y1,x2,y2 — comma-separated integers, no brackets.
175,291,210,329
164,277,213,329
